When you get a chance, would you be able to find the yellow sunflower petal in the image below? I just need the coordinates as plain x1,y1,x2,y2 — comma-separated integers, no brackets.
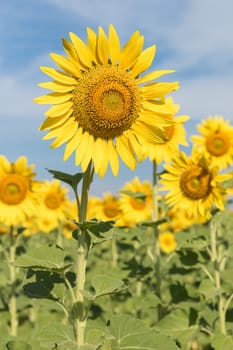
69,32,93,68
62,37,79,62
130,45,156,78
108,139,119,176
119,31,144,69
40,115,69,131
132,121,165,143
97,26,109,64
108,24,121,65
50,53,82,78
50,119,77,148
75,131,89,166
116,135,136,170
142,100,179,115
45,101,73,118
80,134,95,172
140,82,179,99
96,141,109,178
34,92,72,104
63,127,83,161
126,131,144,162
87,27,97,61
38,81,76,93
137,70,176,84
92,138,105,174
40,66,77,84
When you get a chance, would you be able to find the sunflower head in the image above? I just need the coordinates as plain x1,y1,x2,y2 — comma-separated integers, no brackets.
191,116,233,169
159,232,177,254
0,155,39,226
38,179,70,224
160,151,229,220
34,24,179,177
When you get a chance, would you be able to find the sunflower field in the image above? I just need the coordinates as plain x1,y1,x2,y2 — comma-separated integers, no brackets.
1,25,233,350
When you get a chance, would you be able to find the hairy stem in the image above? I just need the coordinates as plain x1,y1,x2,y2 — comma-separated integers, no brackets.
75,162,93,348
9,226,18,337
152,160,162,320
210,219,226,335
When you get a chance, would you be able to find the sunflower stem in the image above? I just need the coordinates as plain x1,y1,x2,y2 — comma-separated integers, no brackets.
8,226,18,337
152,160,162,321
75,162,93,349
209,218,226,335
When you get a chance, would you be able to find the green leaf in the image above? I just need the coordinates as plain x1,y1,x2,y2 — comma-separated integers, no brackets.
120,190,147,201
47,168,83,193
16,245,72,273
211,333,233,350
6,341,32,350
107,314,179,350
155,309,198,347
38,322,75,349
91,274,126,299
199,279,220,300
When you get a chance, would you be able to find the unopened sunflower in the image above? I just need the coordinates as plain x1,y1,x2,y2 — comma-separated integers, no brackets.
0,155,39,226
34,24,179,177
160,151,229,220
191,116,233,169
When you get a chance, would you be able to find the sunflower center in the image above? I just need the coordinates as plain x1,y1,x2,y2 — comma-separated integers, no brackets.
206,132,230,156
44,192,62,209
130,197,146,210
73,65,141,138
180,165,212,200
103,200,120,218
0,174,29,205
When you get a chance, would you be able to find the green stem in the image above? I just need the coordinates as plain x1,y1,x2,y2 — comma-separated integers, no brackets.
210,219,226,335
9,226,18,337
111,233,118,268
75,162,93,348
152,160,162,321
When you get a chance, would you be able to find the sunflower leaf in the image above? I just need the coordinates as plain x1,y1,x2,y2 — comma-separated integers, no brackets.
16,245,72,273
120,190,147,201
46,168,83,192
106,314,179,350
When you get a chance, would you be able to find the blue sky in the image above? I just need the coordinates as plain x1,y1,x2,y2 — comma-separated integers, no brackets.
1,0,233,196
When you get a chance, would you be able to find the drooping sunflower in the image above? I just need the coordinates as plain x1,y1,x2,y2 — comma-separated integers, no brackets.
142,98,189,163
34,24,179,177
119,177,153,224
160,151,229,220
191,116,233,169
0,155,39,226
37,180,70,231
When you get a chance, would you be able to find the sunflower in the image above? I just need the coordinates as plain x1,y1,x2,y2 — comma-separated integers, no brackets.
159,232,177,254
191,116,233,169
142,98,189,163
119,177,153,224
92,192,122,222
0,155,39,226
37,180,70,229
160,151,229,220
34,24,179,177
